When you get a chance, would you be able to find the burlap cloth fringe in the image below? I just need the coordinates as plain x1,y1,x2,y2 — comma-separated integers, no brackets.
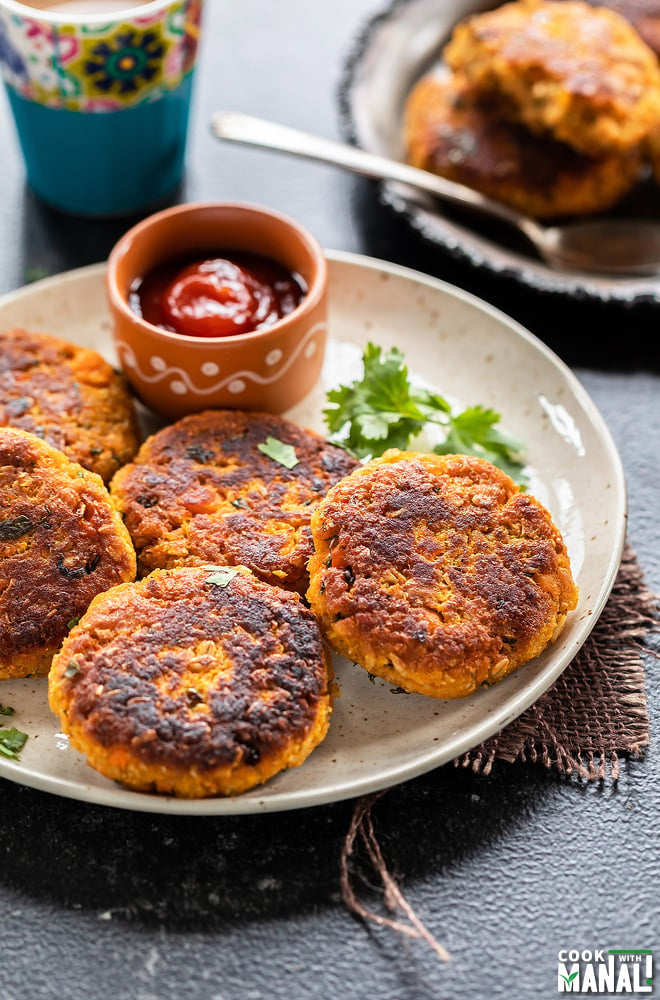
340,543,659,957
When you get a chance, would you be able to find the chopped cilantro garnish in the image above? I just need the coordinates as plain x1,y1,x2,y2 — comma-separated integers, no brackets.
0,704,15,716
324,343,526,483
206,567,240,588
0,727,28,760
257,436,299,469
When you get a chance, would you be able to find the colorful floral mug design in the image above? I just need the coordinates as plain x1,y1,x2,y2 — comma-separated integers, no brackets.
0,0,203,215
0,0,201,110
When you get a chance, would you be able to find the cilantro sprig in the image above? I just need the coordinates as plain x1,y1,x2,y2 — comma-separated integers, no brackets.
0,703,28,760
324,343,526,483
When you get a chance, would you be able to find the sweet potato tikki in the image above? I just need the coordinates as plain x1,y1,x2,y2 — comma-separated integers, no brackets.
443,0,660,157
0,428,136,679
110,409,357,593
0,328,140,484
404,70,644,219
307,450,578,700
49,565,334,798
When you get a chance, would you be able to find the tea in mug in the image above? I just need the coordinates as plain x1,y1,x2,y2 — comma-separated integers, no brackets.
22,1,154,12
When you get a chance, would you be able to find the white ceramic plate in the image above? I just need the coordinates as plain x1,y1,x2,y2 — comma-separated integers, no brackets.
0,251,626,814
340,0,660,303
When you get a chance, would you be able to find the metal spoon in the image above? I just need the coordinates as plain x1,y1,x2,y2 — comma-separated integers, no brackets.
210,110,660,278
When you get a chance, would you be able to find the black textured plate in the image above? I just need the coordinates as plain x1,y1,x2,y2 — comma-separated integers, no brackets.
339,0,660,302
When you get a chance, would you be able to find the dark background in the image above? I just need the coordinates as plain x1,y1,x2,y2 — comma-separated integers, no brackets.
0,2,658,998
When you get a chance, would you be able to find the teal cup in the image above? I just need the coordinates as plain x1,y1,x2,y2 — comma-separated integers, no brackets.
0,0,203,216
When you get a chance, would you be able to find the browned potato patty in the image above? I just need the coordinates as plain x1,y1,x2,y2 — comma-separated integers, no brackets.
444,0,660,156
591,0,660,57
48,565,334,797
307,450,578,699
0,428,136,679
0,328,141,483
648,125,660,182
110,409,357,593
404,71,643,218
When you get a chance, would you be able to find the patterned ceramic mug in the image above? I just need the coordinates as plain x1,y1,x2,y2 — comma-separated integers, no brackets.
0,0,203,215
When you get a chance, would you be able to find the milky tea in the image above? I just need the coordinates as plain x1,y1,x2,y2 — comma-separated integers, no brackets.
20,1,154,13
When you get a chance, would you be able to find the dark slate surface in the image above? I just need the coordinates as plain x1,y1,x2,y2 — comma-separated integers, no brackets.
0,2,658,998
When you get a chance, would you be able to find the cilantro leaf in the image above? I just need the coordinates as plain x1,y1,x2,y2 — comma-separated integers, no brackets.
206,567,240,588
324,343,527,483
257,436,299,469
0,703,14,716
0,727,28,760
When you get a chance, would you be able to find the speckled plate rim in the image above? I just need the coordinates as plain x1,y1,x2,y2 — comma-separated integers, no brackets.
0,251,626,814
338,0,660,304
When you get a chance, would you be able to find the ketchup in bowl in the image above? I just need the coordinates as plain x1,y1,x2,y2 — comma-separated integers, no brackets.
129,250,307,338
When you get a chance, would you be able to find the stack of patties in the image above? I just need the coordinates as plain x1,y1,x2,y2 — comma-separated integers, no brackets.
404,0,660,218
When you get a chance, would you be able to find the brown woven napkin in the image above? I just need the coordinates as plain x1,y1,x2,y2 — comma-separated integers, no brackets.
340,544,659,955
455,542,658,780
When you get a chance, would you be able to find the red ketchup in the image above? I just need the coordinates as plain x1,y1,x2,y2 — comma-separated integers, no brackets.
129,251,307,338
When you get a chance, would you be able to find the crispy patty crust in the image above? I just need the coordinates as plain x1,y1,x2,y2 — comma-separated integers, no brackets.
110,409,357,592
307,450,578,699
591,0,660,57
0,428,136,679
49,565,334,797
444,0,660,156
0,328,140,484
404,71,643,218
646,122,660,184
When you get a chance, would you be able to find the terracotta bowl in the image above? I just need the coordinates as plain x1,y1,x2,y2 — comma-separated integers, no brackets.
106,202,328,419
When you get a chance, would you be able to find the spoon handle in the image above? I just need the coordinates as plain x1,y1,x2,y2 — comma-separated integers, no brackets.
210,110,530,233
